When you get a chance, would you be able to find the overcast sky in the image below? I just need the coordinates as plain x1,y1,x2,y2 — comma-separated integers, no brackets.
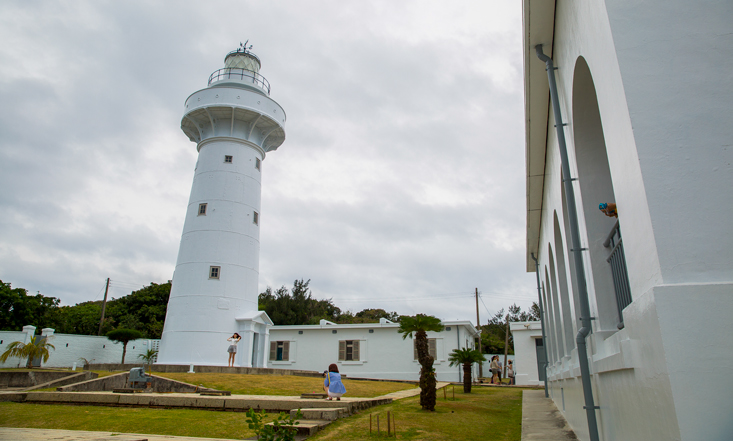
0,1,536,323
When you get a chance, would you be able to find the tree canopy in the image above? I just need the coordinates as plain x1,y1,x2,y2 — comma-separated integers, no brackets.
478,303,540,354
0,280,171,339
107,328,144,364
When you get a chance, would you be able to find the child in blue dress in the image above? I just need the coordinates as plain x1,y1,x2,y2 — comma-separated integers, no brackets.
323,363,346,400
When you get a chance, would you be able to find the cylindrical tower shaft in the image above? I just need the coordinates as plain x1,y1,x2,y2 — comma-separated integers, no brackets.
158,48,286,366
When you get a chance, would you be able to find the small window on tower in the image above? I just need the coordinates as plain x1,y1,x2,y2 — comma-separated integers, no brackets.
255,158,261,171
224,155,233,163
198,203,207,216
209,266,220,279
253,211,259,225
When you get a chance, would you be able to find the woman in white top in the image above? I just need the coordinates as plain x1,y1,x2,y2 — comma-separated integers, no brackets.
227,333,241,367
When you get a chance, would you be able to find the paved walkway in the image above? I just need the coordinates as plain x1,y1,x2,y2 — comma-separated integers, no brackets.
0,427,242,441
521,390,577,440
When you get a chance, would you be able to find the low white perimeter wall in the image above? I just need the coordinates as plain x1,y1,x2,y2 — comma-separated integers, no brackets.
267,322,479,382
0,327,159,369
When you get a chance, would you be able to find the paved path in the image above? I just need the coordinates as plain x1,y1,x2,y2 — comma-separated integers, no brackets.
521,390,577,440
0,427,243,441
376,381,449,399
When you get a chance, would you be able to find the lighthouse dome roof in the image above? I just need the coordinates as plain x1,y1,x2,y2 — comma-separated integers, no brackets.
224,50,261,73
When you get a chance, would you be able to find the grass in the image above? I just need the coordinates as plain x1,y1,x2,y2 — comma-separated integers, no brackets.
152,372,417,398
310,385,524,441
0,402,272,439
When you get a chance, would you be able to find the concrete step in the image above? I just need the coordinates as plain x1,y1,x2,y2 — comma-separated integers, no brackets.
300,392,328,399
291,407,348,421
265,419,331,437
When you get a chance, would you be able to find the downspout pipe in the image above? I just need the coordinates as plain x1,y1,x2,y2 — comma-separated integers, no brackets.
530,253,550,397
535,44,600,441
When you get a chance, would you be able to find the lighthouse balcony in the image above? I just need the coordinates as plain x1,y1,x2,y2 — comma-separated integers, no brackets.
208,67,271,95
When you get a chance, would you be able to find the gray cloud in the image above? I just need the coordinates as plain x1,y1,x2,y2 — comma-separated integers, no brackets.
0,1,536,323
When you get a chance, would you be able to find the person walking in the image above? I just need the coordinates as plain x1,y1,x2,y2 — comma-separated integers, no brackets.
507,360,515,385
323,363,346,400
490,355,500,385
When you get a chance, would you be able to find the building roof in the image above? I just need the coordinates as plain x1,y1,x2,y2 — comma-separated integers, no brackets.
271,318,480,337
523,0,556,271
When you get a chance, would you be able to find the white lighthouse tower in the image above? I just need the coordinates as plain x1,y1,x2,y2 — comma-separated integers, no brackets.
157,45,285,367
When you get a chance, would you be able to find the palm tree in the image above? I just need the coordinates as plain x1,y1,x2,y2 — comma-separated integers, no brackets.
138,348,158,374
0,335,55,369
398,314,443,411
106,328,144,364
448,347,486,393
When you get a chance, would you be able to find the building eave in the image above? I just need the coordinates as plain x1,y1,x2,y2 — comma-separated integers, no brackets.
523,0,556,271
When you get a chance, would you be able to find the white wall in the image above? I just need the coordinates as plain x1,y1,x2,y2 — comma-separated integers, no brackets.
524,1,733,440
267,319,479,382
0,326,159,369
509,322,541,386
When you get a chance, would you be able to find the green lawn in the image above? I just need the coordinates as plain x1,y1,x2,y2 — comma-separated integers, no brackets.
311,386,523,440
0,402,271,439
152,372,417,398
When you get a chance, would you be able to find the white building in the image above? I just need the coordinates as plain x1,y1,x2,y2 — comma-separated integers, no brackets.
158,47,285,368
523,1,733,440
267,319,480,382
508,321,543,387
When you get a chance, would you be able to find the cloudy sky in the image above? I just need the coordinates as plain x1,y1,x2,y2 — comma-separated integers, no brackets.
0,1,536,323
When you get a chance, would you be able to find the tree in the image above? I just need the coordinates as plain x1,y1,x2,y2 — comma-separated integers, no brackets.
138,348,158,373
478,303,540,354
0,280,60,331
398,314,443,411
448,348,486,393
258,279,341,325
106,328,144,364
0,335,55,368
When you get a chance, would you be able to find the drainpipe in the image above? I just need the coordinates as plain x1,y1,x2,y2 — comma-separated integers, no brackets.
530,253,550,397
535,44,600,441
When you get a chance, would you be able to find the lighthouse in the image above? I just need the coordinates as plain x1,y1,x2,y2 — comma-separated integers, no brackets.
157,45,285,367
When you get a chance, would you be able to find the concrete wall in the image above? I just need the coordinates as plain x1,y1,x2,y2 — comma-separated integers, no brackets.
0,326,159,369
509,322,542,386
523,1,733,440
267,319,479,382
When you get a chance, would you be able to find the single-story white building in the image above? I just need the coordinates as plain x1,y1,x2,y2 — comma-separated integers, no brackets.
266,318,480,382
509,321,544,386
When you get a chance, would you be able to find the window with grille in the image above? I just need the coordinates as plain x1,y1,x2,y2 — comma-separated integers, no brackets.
338,340,360,361
253,211,259,225
269,341,290,361
224,155,233,163
209,266,220,279
413,338,437,360
255,158,261,170
198,203,207,215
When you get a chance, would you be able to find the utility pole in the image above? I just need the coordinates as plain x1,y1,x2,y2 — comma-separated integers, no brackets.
98,278,110,336
503,315,510,379
475,287,483,379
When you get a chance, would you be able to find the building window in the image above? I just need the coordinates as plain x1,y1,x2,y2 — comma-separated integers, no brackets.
253,211,259,225
413,338,437,360
338,340,360,361
255,158,261,170
198,203,207,216
269,341,290,361
209,266,220,279
224,155,233,163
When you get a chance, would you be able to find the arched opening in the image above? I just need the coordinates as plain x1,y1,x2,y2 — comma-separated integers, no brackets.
540,281,556,365
554,212,576,352
572,57,623,331
544,269,560,363
561,185,584,328
547,245,567,358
